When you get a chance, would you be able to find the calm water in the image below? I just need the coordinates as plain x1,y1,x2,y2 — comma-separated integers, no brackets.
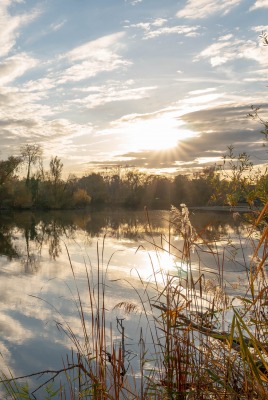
0,208,254,397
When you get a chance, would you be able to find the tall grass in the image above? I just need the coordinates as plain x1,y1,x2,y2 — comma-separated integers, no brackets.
1,202,268,399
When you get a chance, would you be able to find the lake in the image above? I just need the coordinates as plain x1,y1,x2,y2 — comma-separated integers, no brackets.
0,207,256,398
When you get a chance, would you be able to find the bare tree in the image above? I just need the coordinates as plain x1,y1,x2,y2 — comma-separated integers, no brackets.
49,156,63,185
20,144,43,184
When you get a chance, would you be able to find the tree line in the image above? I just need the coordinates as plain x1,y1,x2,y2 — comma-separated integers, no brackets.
0,143,267,210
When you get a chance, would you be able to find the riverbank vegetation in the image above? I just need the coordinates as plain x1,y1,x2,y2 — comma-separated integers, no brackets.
1,141,267,211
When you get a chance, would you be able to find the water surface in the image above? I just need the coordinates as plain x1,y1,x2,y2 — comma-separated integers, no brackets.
0,208,254,397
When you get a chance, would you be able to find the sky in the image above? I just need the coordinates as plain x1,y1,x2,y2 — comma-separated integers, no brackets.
1,0,268,177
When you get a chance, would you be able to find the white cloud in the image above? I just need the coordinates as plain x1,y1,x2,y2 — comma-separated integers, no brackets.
22,77,56,93
152,18,167,27
176,0,241,19
219,34,234,41
196,40,230,66
0,86,55,121
250,0,268,10
125,0,143,5
144,25,200,39
0,85,95,173
72,82,157,108
196,36,268,67
67,32,125,62
184,92,225,105
0,0,40,57
188,87,217,95
58,32,131,83
126,19,200,39
49,19,67,32
244,68,268,82
195,156,222,164
0,53,37,85
251,25,268,32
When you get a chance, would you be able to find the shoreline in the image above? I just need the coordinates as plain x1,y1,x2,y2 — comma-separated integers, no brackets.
189,205,256,213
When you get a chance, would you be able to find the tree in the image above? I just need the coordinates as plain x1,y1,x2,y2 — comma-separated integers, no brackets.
123,170,147,207
209,144,267,208
78,173,107,204
172,174,191,206
0,156,23,208
0,156,22,186
49,156,63,186
20,144,43,184
72,188,91,208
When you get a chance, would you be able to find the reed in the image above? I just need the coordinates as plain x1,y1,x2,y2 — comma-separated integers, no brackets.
1,202,268,399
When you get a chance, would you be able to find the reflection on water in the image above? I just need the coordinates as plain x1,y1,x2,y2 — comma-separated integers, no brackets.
0,208,252,396
0,209,246,264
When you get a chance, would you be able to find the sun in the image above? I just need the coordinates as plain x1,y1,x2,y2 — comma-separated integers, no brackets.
127,115,194,151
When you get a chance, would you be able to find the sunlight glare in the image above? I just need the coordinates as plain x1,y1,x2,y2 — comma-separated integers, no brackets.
127,116,193,151
131,250,188,285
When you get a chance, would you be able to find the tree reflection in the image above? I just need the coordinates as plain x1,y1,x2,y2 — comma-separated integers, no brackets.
0,212,77,273
82,210,170,241
23,215,39,273
0,209,249,273
190,211,248,242
0,221,20,260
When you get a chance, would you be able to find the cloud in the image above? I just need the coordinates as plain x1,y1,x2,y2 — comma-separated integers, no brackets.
126,18,200,39
188,88,217,95
125,0,143,5
72,81,157,108
0,53,37,85
0,0,40,57
22,77,56,93
0,93,95,162
126,18,167,31
144,25,201,39
49,19,67,32
176,0,241,19
196,35,268,67
85,100,267,174
243,68,268,82
0,85,56,124
58,32,131,83
250,0,268,10
251,25,268,33
67,32,125,62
